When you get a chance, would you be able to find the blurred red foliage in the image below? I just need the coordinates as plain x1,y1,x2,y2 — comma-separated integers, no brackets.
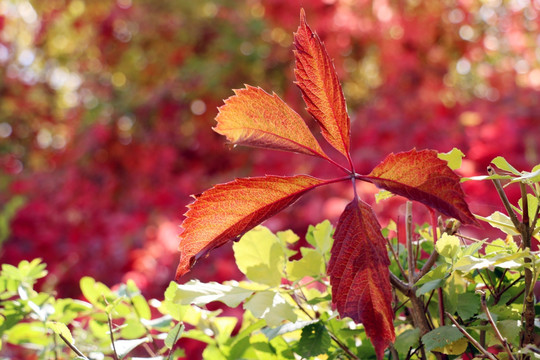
1,0,539,304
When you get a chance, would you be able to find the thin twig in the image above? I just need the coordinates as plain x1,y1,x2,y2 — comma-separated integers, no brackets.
406,202,415,284
414,249,439,283
387,236,408,279
430,209,446,328
488,166,522,232
390,272,411,296
478,290,516,360
58,333,90,360
107,311,120,360
505,288,525,307
445,312,498,360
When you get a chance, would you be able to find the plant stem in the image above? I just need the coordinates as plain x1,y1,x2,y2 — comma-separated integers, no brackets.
488,166,522,231
107,311,120,360
58,333,90,360
430,209,446,329
387,236,407,279
406,202,415,284
478,290,516,360
414,250,438,283
519,183,535,348
445,312,498,360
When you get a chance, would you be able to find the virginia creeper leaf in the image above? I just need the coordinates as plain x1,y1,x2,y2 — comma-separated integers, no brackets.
327,199,395,359
294,9,351,160
365,149,478,225
176,175,325,279
214,85,329,159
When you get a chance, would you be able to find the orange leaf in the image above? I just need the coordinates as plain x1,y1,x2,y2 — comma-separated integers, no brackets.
294,9,351,160
214,86,329,159
328,199,395,359
176,175,325,279
365,149,478,225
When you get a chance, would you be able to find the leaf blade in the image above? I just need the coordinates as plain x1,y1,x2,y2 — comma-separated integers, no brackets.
328,199,395,359
176,175,325,279
294,9,351,160
365,149,478,225
214,85,329,159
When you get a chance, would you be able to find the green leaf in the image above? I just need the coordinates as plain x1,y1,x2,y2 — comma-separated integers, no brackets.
293,322,331,358
514,164,540,184
476,212,520,236
438,148,465,170
497,319,520,346
140,315,173,330
286,248,323,281
394,328,420,354
416,263,449,287
233,226,285,287
435,233,461,259
491,156,521,175
421,325,464,352
276,229,299,244
79,276,114,308
213,316,238,344
375,189,395,203
456,293,480,320
46,321,74,344
519,193,539,228
165,322,184,349
168,280,253,307
114,338,150,358
132,294,151,320
261,320,317,340
306,220,334,255
120,318,147,339
416,278,445,296
244,291,297,327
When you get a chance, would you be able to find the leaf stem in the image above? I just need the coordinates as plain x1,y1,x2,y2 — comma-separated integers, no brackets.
478,290,516,360
58,333,90,360
387,236,408,279
488,166,522,231
429,209,446,328
406,202,415,284
445,312,498,360
107,310,120,360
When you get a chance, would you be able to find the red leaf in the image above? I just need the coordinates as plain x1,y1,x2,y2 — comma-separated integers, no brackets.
365,149,478,225
328,200,395,359
214,85,330,160
176,175,325,279
294,9,351,160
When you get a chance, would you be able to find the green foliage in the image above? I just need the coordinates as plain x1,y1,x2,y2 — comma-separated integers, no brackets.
2,156,539,359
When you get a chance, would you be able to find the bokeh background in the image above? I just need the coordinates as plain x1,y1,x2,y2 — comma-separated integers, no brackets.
1,0,539,306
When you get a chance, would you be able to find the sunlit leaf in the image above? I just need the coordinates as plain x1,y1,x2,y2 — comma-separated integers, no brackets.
294,9,351,160
233,226,285,286
327,199,394,359
286,248,324,281
114,338,150,358
438,148,465,170
244,291,297,327
476,211,520,236
46,321,74,344
214,85,329,159
365,149,478,226
435,233,461,259
176,175,325,279
421,326,464,352
168,280,253,308
491,156,521,175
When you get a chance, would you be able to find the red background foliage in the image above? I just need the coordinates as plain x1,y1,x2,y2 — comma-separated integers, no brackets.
1,0,539,335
